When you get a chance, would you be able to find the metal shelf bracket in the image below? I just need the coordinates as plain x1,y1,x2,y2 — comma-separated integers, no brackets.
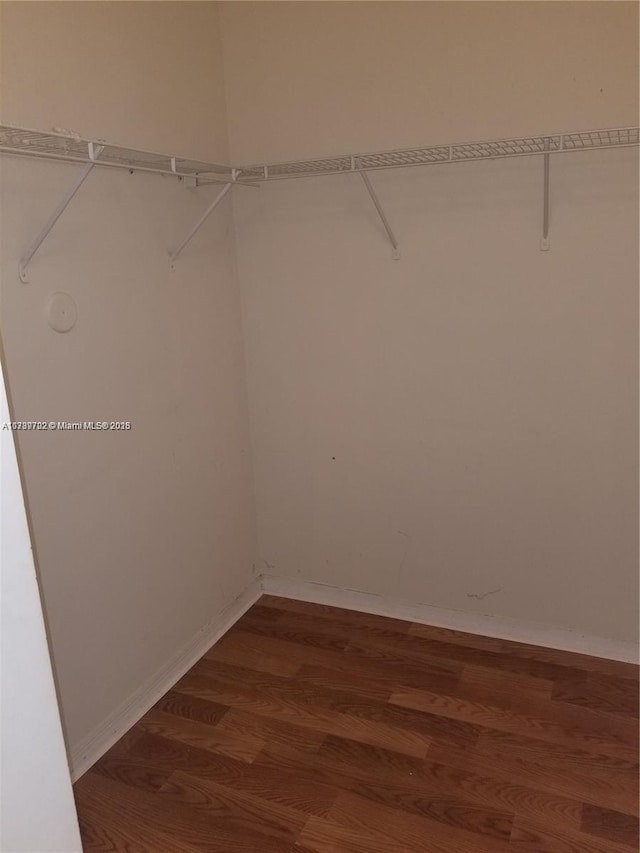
169,182,233,269
357,165,400,260
540,137,551,251
4,123,637,271
19,143,104,282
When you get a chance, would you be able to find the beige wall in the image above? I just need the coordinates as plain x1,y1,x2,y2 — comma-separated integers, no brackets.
0,2,258,753
222,1,638,163
222,2,639,643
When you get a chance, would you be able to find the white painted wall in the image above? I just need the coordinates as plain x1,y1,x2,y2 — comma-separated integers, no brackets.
222,2,639,644
1,361,81,852
0,1,258,764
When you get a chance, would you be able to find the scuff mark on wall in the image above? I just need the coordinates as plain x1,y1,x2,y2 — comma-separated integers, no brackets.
466,587,504,600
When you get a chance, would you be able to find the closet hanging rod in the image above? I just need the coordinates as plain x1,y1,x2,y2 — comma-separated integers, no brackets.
235,126,639,182
0,124,252,186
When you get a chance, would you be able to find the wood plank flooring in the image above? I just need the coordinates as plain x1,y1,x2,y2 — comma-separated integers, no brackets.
74,596,640,852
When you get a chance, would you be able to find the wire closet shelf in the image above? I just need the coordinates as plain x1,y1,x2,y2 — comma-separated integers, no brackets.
0,125,235,184
0,124,637,184
1,123,638,273
235,126,640,182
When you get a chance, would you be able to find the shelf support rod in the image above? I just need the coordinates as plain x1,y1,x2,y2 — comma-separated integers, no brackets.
169,182,232,269
540,137,551,251
19,144,104,282
357,166,400,260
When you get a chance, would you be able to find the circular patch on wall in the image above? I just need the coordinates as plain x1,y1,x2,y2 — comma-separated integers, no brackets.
47,292,77,333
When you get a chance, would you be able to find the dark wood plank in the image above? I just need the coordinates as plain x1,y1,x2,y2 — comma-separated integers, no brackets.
429,733,639,817
76,769,307,853
136,707,265,763
259,594,413,634
75,789,203,853
177,668,435,757
254,730,515,841
154,689,230,726
552,671,640,718
300,815,417,853
157,770,307,843
510,817,636,853
89,750,175,794
490,640,639,681
321,750,514,840
388,684,639,760
458,660,555,696
254,602,415,647
231,617,351,653
186,657,480,749
581,804,640,849
325,789,514,853
216,706,326,759
204,629,302,677
295,662,394,702
127,731,248,777
456,666,639,758
407,620,506,651
215,626,462,693
126,733,337,818
235,603,285,628
347,631,616,685
313,734,584,830
181,658,468,753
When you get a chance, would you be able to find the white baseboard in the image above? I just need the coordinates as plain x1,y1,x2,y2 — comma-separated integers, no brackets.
70,571,637,780
260,574,639,665
69,577,262,780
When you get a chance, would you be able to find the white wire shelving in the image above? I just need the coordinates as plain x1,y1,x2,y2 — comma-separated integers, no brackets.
233,126,638,257
0,125,235,183
0,124,254,279
1,123,638,276
235,127,639,182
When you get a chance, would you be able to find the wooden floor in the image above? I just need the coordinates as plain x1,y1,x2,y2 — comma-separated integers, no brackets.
74,596,640,852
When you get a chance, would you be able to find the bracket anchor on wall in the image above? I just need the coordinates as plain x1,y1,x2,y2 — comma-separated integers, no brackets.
19,143,104,282
169,182,233,269
356,163,401,260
